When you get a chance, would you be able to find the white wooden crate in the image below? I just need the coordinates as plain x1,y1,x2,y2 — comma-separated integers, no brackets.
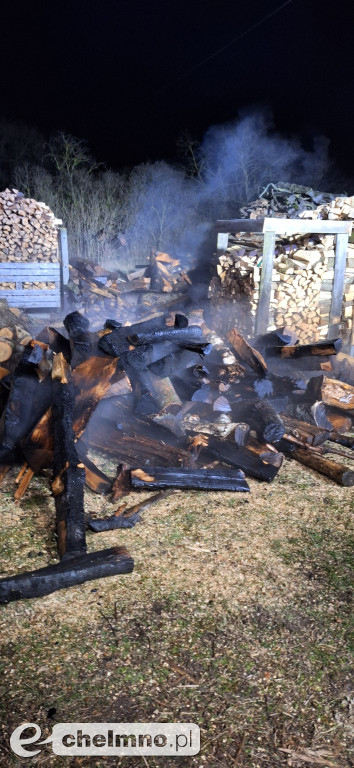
0,262,61,308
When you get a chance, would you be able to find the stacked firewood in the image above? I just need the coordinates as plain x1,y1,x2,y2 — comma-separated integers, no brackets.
0,188,62,266
213,188,354,342
0,308,353,603
66,251,190,326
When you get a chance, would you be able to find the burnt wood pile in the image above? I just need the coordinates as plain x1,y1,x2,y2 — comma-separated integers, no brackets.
0,309,353,604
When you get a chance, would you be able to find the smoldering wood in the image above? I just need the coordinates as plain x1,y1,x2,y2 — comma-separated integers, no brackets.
275,339,342,359
52,363,87,559
245,436,284,468
79,423,195,467
87,490,176,531
71,356,119,439
98,316,168,357
127,325,204,348
130,466,250,492
233,423,251,447
227,328,267,376
203,438,281,482
232,400,285,444
111,463,131,500
280,414,331,446
63,311,92,368
0,346,53,464
324,409,352,434
35,326,72,361
0,546,134,604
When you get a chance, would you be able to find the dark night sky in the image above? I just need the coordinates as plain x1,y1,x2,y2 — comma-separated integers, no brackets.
1,0,354,175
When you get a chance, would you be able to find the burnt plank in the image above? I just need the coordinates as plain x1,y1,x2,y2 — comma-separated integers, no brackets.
130,466,250,492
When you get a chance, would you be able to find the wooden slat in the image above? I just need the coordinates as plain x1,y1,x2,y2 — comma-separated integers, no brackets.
263,218,353,235
255,231,276,335
215,219,264,233
59,228,69,285
215,218,353,235
0,264,60,278
328,233,349,338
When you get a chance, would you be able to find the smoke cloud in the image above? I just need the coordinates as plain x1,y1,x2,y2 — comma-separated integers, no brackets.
123,107,335,272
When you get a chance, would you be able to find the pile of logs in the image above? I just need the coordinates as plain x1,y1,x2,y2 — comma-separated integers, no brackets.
212,187,354,343
66,251,191,326
0,188,62,269
0,308,353,603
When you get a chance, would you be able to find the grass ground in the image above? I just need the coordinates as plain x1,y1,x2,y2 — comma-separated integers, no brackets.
0,448,353,768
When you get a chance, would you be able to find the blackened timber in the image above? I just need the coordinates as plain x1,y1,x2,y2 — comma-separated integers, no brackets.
232,400,285,444
202,439,280,482
35,326,72,361
0,346,53,463
63,311,92,368
98,316,167,357
127,325,204,348
52,355,86,559
275,339,342,359
0,546,134,604
227,329,267,377
87,490,175,531
72,356,119,439
130,466,250,492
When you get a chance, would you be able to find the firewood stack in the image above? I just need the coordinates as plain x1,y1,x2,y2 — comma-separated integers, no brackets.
66,251,191,327
0,188,62,284
212,185,354,343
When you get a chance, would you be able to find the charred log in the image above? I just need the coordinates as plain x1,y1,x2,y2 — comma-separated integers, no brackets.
0,546,134,604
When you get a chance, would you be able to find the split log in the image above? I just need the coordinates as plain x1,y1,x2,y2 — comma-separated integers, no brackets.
52,354,86,559
233,423,251,447
0,546,134,604
280,414,331,446
227,328,267,377
72,356,119,439
321,377,354,411
324,409,352,434
130,466,250,492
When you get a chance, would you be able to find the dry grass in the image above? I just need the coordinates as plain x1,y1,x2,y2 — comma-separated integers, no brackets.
0,451,353,768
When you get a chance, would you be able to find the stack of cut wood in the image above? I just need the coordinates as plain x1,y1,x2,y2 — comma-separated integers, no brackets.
212,188,354,343
0,188,62,267
0,309,353,602
66,251,190,327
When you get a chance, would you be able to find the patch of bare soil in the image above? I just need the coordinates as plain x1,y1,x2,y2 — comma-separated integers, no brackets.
0,452,353,767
